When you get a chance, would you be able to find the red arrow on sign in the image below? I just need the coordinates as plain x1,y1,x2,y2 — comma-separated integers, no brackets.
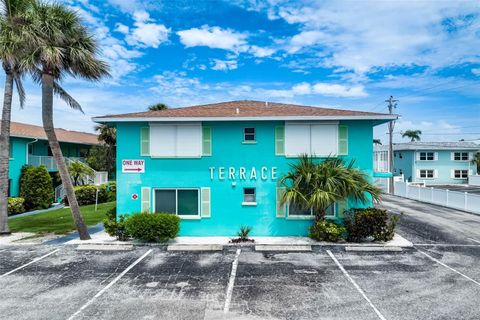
124,168,142,172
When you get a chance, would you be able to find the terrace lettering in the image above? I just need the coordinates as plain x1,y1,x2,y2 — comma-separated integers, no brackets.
209,166,277,181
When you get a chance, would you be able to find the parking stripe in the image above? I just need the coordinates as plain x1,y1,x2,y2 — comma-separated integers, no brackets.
417,249,480,287
66,249,153,320
415,243,480,247
0,249,60,279
327,250,387,320
223,248,241,313
466,238,480,244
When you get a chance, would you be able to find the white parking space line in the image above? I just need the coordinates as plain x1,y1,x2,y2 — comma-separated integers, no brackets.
66,249,153,320
415,243,480,247
466,238,480,244
0,249,60,279
223,249,241,314
417,249,480,287
327,250,387,320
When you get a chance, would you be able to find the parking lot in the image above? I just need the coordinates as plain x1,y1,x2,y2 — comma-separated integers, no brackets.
1,195,480,320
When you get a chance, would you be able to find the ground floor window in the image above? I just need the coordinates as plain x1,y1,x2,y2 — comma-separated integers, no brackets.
154,189,199,218
453,170,469,179
242,187,256,205
418,169,434,179
288,203,335,218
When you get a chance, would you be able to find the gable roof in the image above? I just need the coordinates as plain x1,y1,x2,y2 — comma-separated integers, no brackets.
10,122,99,145
93,100,398,122
375,142,480,151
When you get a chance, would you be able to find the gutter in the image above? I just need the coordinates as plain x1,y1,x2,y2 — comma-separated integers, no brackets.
25,138,38,164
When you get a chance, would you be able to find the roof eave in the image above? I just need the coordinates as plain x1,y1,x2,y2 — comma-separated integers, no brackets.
92,115,399,123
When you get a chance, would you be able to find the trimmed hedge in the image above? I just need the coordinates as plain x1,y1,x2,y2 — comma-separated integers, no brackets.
7,197,26,216
309,220,346,242
64,182,116,206
103,206,129,241
125,213,180,242
20,165,54,210
345,208,399,242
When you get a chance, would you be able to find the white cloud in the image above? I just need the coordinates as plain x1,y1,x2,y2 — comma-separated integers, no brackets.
177,25,248,52
249,45,276,57
472,68,480,76
115,23,129,34
211,59,238,71
124,10,170,48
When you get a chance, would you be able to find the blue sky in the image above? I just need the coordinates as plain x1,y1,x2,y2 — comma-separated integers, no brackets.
6,0,480,143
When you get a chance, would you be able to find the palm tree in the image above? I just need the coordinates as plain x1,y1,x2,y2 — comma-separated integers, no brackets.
94,124,116,177
26,2,109,240
148,102,168,111
401,130,422,142
373,139,382,145
280,155,382,221
472,152,480,173
0,0,35,235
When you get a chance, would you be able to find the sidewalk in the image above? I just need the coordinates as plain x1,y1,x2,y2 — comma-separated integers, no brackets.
8,204,64,220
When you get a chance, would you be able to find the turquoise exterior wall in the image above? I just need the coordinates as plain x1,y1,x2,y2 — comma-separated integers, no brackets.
115,120,376,236
394,149,478,184
8,137,29,197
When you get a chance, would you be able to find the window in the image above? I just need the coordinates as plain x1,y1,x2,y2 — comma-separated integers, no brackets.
288,203,335,217
154,189,199,218
149,123,202,157
28,144,33,155
284,123,338,157
453,170,469,179
243,188,256,204
419,152,435,161
453,152,469,161
418,169,435,179
243,128,255,142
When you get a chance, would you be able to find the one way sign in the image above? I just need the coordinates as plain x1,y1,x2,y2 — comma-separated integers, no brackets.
122,159,145,173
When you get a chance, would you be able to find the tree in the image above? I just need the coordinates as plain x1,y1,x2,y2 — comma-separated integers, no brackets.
68,161,93,186
89,124,116,178
373,139,382,145
0,0,36,235
26,2,109,240
148,102,168,111
280,155,382,221
472,152,480,173
401,130,422,142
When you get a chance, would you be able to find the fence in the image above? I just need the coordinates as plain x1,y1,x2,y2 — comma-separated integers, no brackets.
394,181,480,214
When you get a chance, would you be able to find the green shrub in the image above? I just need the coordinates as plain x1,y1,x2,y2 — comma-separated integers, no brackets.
237,225,252,240
103,206,129,241
309,220,346,242
7,197,26,215
20,165,54,210
345,208,399,242
64,184,115,206
125,213,180,242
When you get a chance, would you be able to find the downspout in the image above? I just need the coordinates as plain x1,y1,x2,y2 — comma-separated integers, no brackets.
25,139,38,164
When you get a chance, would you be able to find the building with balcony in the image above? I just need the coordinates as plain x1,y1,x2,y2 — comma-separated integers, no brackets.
374,142,479,185
94,100,397,236
8,122,100,197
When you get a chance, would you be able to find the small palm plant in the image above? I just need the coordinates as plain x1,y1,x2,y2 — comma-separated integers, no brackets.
280,155,382,221
472,152,480,173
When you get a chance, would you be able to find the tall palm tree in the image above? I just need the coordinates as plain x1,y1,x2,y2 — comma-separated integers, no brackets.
373,139,382,145
280,155,382,221
148,102,168,111
472,152,480,173
401,130,422,142
0,0,35,235
26,2,109,240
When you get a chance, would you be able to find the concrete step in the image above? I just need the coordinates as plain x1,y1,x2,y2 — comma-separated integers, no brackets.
255,245,312,252
345,246,403,252
76,244,134,251
167,244,223,251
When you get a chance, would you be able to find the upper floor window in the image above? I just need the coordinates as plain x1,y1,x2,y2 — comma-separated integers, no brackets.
418,152,435,161
284,123,338,157
243,187,256,205
453,152,469,161
243,127,256,142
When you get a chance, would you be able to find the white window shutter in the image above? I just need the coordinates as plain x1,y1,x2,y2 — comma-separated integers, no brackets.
434,170,438,178
276,188,286,218
434,152,438,161
141,187,151,213
311,124,338,156
416,152,420,161
285,124,310,156
451,152,454,161
177,124,202,157
201,187,211,218
150,124,176,157
416,169,420,178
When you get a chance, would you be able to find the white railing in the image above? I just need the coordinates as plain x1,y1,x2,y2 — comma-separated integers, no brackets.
28,155,85,171
394,181,480,214
469,175,480,186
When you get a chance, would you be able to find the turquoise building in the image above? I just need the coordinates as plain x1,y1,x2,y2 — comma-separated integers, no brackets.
94,100,396,236
385,142,479,184
8,122,99,197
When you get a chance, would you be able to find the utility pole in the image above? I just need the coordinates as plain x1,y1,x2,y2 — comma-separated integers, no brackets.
386,96,398,194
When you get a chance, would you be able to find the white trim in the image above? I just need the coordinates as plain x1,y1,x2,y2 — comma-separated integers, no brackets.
93,115,399,123
242,202,257,206
152,188,201,219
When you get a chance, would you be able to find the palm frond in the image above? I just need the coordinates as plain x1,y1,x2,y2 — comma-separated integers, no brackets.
12,70,24,108
53,81,82,112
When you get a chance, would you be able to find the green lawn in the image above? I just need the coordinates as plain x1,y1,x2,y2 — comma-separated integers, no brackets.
9,202,115,235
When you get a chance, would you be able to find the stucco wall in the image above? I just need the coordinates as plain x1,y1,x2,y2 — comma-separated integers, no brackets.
115,120,375,236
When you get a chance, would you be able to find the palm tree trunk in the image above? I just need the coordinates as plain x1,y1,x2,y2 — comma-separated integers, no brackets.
41,71,90,240
0,66,13,235
314,208,327,222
